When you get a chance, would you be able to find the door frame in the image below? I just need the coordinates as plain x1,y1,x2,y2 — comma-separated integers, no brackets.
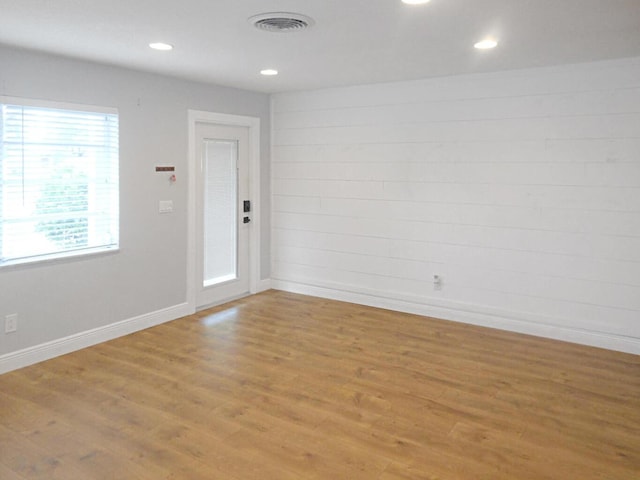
187,110,261,311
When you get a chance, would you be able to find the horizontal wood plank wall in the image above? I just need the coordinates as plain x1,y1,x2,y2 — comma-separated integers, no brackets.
271,57,640,352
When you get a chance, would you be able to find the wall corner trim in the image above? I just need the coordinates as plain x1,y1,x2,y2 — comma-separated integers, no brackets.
0,302,194,375
257,278,272,293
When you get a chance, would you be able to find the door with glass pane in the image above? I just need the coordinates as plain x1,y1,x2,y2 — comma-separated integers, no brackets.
195,123,250,308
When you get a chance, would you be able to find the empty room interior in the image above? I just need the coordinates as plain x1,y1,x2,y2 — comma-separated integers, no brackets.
0,0,639,478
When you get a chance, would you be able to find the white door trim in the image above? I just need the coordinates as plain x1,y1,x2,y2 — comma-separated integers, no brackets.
187,110,261,312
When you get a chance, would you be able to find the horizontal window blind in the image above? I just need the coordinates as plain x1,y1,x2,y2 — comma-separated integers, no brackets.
0,100,119,265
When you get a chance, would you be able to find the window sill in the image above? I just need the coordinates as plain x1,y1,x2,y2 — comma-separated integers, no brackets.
0,245,120,271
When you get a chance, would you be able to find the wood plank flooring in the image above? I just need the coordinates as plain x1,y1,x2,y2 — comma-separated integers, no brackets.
1,290,639,479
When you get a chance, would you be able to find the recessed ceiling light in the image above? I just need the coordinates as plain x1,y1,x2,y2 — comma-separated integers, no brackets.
149,42,173,51
402,0,431,4
474,39,498,50
260,69,278,76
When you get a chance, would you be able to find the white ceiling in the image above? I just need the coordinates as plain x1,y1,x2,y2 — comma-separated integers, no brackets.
0,0,639,93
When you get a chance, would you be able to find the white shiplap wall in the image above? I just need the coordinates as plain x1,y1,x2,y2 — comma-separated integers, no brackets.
271,57,640,354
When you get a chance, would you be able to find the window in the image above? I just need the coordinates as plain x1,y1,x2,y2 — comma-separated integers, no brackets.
0,98,119,266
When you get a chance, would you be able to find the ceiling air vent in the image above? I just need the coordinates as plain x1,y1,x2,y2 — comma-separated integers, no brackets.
249,12,314,33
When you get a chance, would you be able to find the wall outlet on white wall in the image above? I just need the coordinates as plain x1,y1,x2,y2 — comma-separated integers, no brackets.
5,314,18,333
433,275,442,291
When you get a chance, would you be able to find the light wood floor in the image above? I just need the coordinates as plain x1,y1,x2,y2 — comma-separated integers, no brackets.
1,290,639,479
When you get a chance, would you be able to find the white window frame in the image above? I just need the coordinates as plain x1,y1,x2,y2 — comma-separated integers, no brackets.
0,96,119,268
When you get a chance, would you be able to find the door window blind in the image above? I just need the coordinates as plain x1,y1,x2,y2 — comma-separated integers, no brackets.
0,100,119,265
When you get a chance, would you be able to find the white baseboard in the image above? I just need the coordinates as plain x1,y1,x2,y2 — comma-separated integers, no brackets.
3,280,636,375
0,302,194,375
271,278,640,356
256,278,272,293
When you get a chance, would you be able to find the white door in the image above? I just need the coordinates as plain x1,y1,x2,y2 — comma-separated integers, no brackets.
195,123,250,308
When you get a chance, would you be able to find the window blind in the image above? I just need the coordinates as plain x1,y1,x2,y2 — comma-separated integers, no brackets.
0,100,119,265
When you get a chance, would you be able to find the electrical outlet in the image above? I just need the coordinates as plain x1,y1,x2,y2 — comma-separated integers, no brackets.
5,314,18,333
433,275,442,291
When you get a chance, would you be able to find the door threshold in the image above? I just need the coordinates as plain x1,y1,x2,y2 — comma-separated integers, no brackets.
196,292,251,312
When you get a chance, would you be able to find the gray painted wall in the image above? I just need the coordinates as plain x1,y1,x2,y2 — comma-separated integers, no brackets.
0,45,270,356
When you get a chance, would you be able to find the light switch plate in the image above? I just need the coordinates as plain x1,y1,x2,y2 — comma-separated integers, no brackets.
159,200,173,214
